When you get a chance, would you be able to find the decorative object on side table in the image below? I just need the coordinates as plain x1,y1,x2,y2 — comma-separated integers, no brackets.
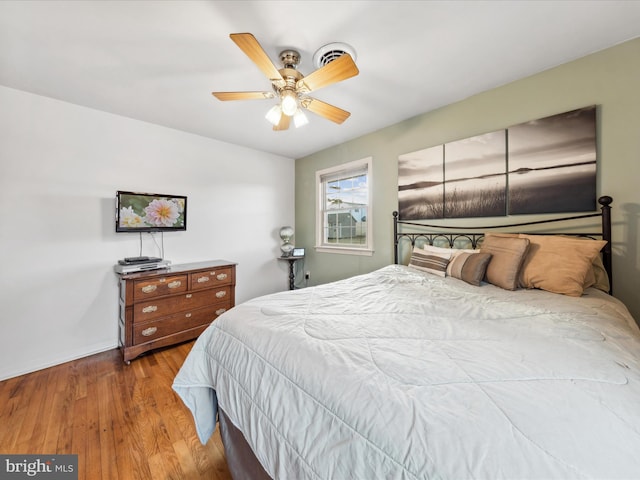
279,226,295,257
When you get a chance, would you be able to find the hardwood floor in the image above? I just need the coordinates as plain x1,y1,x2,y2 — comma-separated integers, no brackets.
0,341,233,480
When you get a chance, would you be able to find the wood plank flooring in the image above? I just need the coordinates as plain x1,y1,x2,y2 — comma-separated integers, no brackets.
0,341,233,480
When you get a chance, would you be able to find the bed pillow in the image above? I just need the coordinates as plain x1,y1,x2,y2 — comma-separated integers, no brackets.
582,261,597,290
408,245,452,277
590,254,610,293
446,248,478,276
571,237,610,293
518,234,607,297
559,236,610,293
448,252,493,286
479,234,530,290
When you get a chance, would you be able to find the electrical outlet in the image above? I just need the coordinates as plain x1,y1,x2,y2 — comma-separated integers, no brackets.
305,272,310,280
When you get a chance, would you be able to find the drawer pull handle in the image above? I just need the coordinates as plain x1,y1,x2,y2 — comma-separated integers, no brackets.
141,327,158,337
142,305,158,313
186,294,192,299
141,285,157,293
216,291,226,298
159,278,166,283
215,308,227,316
185,313,192,318
197,277,210,283
168,280,182,288
216,273,228,280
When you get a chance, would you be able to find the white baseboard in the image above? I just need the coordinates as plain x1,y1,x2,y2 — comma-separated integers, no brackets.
0,341,118,381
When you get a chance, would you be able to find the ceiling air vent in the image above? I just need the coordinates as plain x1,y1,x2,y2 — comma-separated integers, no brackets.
313,42,357,68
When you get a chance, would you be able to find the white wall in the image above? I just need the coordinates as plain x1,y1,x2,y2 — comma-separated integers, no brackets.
0,86,295,380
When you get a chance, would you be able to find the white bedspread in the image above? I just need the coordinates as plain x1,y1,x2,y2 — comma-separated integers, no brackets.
173,265,640,479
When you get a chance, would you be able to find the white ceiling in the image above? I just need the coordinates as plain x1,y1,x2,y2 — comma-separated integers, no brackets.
1,1,640,159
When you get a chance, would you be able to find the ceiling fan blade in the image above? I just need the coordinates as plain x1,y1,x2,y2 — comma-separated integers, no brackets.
303,98,351,124
297,54,359,93
230,33,284,84
273,114,291,131
212,91,274,101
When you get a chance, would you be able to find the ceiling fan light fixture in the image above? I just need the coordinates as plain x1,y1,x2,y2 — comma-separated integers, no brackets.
293,109,309,128
213,33,359,131
280,90,298,116
265,104,282,126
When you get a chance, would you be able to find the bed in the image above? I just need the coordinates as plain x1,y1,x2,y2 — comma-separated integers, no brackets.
173,196,640,479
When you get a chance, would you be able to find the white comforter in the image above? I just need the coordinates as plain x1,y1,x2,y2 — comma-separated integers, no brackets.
173,265,640,479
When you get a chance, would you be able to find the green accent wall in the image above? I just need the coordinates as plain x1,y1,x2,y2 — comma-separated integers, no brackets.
295,37,640,321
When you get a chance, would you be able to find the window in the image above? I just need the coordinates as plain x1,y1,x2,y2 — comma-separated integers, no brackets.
315,157,373,255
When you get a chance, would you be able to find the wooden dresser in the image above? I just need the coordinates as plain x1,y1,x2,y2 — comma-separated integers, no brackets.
118,260,236,363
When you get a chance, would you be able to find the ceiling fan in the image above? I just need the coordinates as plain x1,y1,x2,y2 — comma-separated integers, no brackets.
212,33,359,131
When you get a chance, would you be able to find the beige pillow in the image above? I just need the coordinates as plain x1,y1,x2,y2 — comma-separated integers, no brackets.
518,234,607,297
448,252,493,286
583,261,597,289
408,245,452,277
479,234,530,290
562,236,610,293
590,254,610,293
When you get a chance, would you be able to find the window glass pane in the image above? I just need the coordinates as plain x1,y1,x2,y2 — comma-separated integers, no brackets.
319,166,369,248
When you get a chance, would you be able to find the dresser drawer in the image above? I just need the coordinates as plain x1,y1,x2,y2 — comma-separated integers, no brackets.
133,303,230,344
133,274,188,300
133,286,232,322
190,267,233,290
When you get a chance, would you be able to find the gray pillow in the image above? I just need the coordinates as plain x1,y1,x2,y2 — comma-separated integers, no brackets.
448,252,493,286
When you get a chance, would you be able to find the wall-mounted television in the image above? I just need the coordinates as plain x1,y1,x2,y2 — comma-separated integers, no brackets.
116,191,187,232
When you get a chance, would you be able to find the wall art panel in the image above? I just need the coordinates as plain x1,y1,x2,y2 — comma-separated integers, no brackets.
444,130,506,218
508,105,596,214
398,145,444,220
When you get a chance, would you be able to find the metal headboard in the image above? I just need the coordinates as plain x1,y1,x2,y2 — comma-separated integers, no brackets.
393,195,613,293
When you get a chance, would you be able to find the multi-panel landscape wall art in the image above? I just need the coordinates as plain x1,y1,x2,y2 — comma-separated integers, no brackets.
398,105,597,220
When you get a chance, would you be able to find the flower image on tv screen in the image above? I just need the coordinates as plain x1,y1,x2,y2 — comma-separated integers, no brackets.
116,191,187,232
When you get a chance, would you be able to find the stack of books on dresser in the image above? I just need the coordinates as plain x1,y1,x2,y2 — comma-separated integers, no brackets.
114,256,170,274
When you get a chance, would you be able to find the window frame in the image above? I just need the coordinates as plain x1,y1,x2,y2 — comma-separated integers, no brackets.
315,157,373,256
